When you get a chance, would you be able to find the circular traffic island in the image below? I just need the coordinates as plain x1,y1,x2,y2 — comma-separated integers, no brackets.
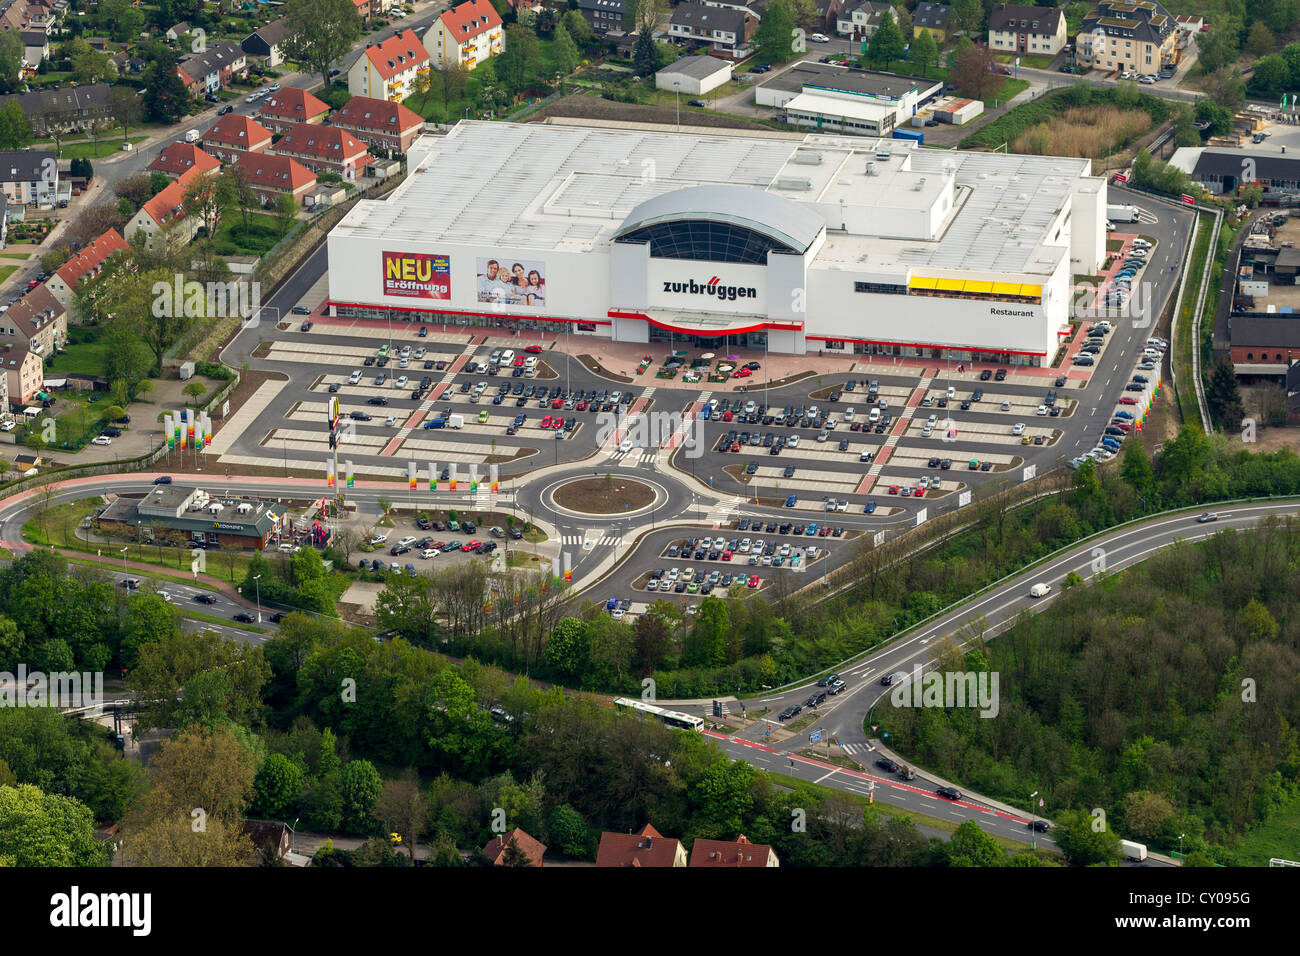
552,476,656,514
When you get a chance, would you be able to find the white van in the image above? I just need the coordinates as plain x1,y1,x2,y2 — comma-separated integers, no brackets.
184,129,201,143
1029,582,1051,598
868,407,881,424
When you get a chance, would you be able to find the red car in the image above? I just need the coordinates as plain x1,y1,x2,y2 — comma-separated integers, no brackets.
1118,397,1138,405
553,417,566,429
513,356,524,367
721,411,733,421
730,442,741,452
461,539,482,552
747,574,760,588
915,487,926,498
732,368,752,378
722,549,733,561
888,484,900,495
576,400,588,411
1110,422,1131,432
541,415,553,428
551,397,564,408
524,345,543,354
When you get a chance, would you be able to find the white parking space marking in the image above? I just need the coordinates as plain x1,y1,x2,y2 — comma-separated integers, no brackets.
204,378,288,456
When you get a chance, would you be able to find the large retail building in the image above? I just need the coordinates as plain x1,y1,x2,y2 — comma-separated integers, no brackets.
325,121,1107,366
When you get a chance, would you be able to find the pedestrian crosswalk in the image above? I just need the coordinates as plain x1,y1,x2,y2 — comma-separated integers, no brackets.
561,533,623,548
705,495,742,526
840,743,866,755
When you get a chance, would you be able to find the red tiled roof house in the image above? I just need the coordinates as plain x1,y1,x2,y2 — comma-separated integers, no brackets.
231,152,317,206
272,125,369,181
596,824,687,867
330,96,424,155
256,88,331,135
200,114,273,165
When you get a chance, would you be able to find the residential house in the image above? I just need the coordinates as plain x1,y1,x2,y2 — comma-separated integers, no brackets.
0,360,8,416
242,820,292,862
330,95,424,154
596,824,688,867
164,21,190,42
0,0,55,33
425,0,504,70
200,114,273,164
912,2,950,42
0,85,113,134
348,29,432,103
575,0,628,36
0,150,57,206
272,125,368,181
481,828,546,866
125,167,206,253
178,41,248,97
231,151,317,206
241,16,290,67
256,88,331,135
1173,13,1204,49
668,2,759,60
44,228,129,314
987,3,1067,56
110,49,145,75
352,0,375,26
21,30,48,68
3,284,66,359
689,834,779,867
811,0,843,33
148,142,221,181
836,0,892,39
2,346,42,407
1077,0,1179,74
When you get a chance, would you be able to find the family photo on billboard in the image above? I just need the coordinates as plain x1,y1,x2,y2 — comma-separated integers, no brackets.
477,257,546,308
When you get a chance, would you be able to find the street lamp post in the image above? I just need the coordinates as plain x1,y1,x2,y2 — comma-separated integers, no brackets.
673,81,680,129
252,573,262,623
120,547,128,577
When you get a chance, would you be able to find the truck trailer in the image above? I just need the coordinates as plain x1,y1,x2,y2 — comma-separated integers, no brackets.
1107,204,1140,223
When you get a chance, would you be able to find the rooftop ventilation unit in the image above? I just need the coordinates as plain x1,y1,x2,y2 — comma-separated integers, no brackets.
775,176,812,191
865,161,877,175
875,144,893,160
912,177,927,191
790,150,824,165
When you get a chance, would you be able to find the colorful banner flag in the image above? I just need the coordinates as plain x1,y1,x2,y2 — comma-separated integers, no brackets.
490,463,499,494
428,461,437,491
469,464,478,495
408,460,417,490
326,459,336,488
346,460,354,488
563,551,572,582
449,463,457,492
164,414,174,449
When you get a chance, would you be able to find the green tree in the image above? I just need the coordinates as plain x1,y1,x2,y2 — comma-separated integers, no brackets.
253,753,304,818
683,596,729,668
1052,809,1121,866
546,803,591,858
867,10,906,69
0,30,23,93
753,0,798,64
950,0,983,36
909,28,938,77
282,0,364,92
552,22,580,77
1246,20,1276,59
787,0,819,31
1121,790,1176,843
339,759,383,835
1206,360,1245,431
143,48,189,125
947,819,1005,866
274,192,297,238
950,40,1003,100
121,593,180,667
543,617,589,677
498,23,544,91
0,99,31,150
632,28,658,77
0,784,108,866
563,9,594,48
1249,54,1290,96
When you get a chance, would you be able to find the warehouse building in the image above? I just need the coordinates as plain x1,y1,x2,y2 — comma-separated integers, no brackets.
324,121,1106,366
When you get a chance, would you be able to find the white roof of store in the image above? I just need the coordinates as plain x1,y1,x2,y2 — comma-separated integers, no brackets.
783,91,897,123
333,121,1095,276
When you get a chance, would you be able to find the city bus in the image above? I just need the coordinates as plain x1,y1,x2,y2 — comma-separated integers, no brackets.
612,697,705,733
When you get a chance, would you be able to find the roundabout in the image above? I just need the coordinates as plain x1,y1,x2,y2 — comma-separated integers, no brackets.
551,475,657,514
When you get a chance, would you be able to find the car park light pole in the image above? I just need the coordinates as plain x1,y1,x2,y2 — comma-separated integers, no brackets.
253,573,262,623
120,547,128,576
